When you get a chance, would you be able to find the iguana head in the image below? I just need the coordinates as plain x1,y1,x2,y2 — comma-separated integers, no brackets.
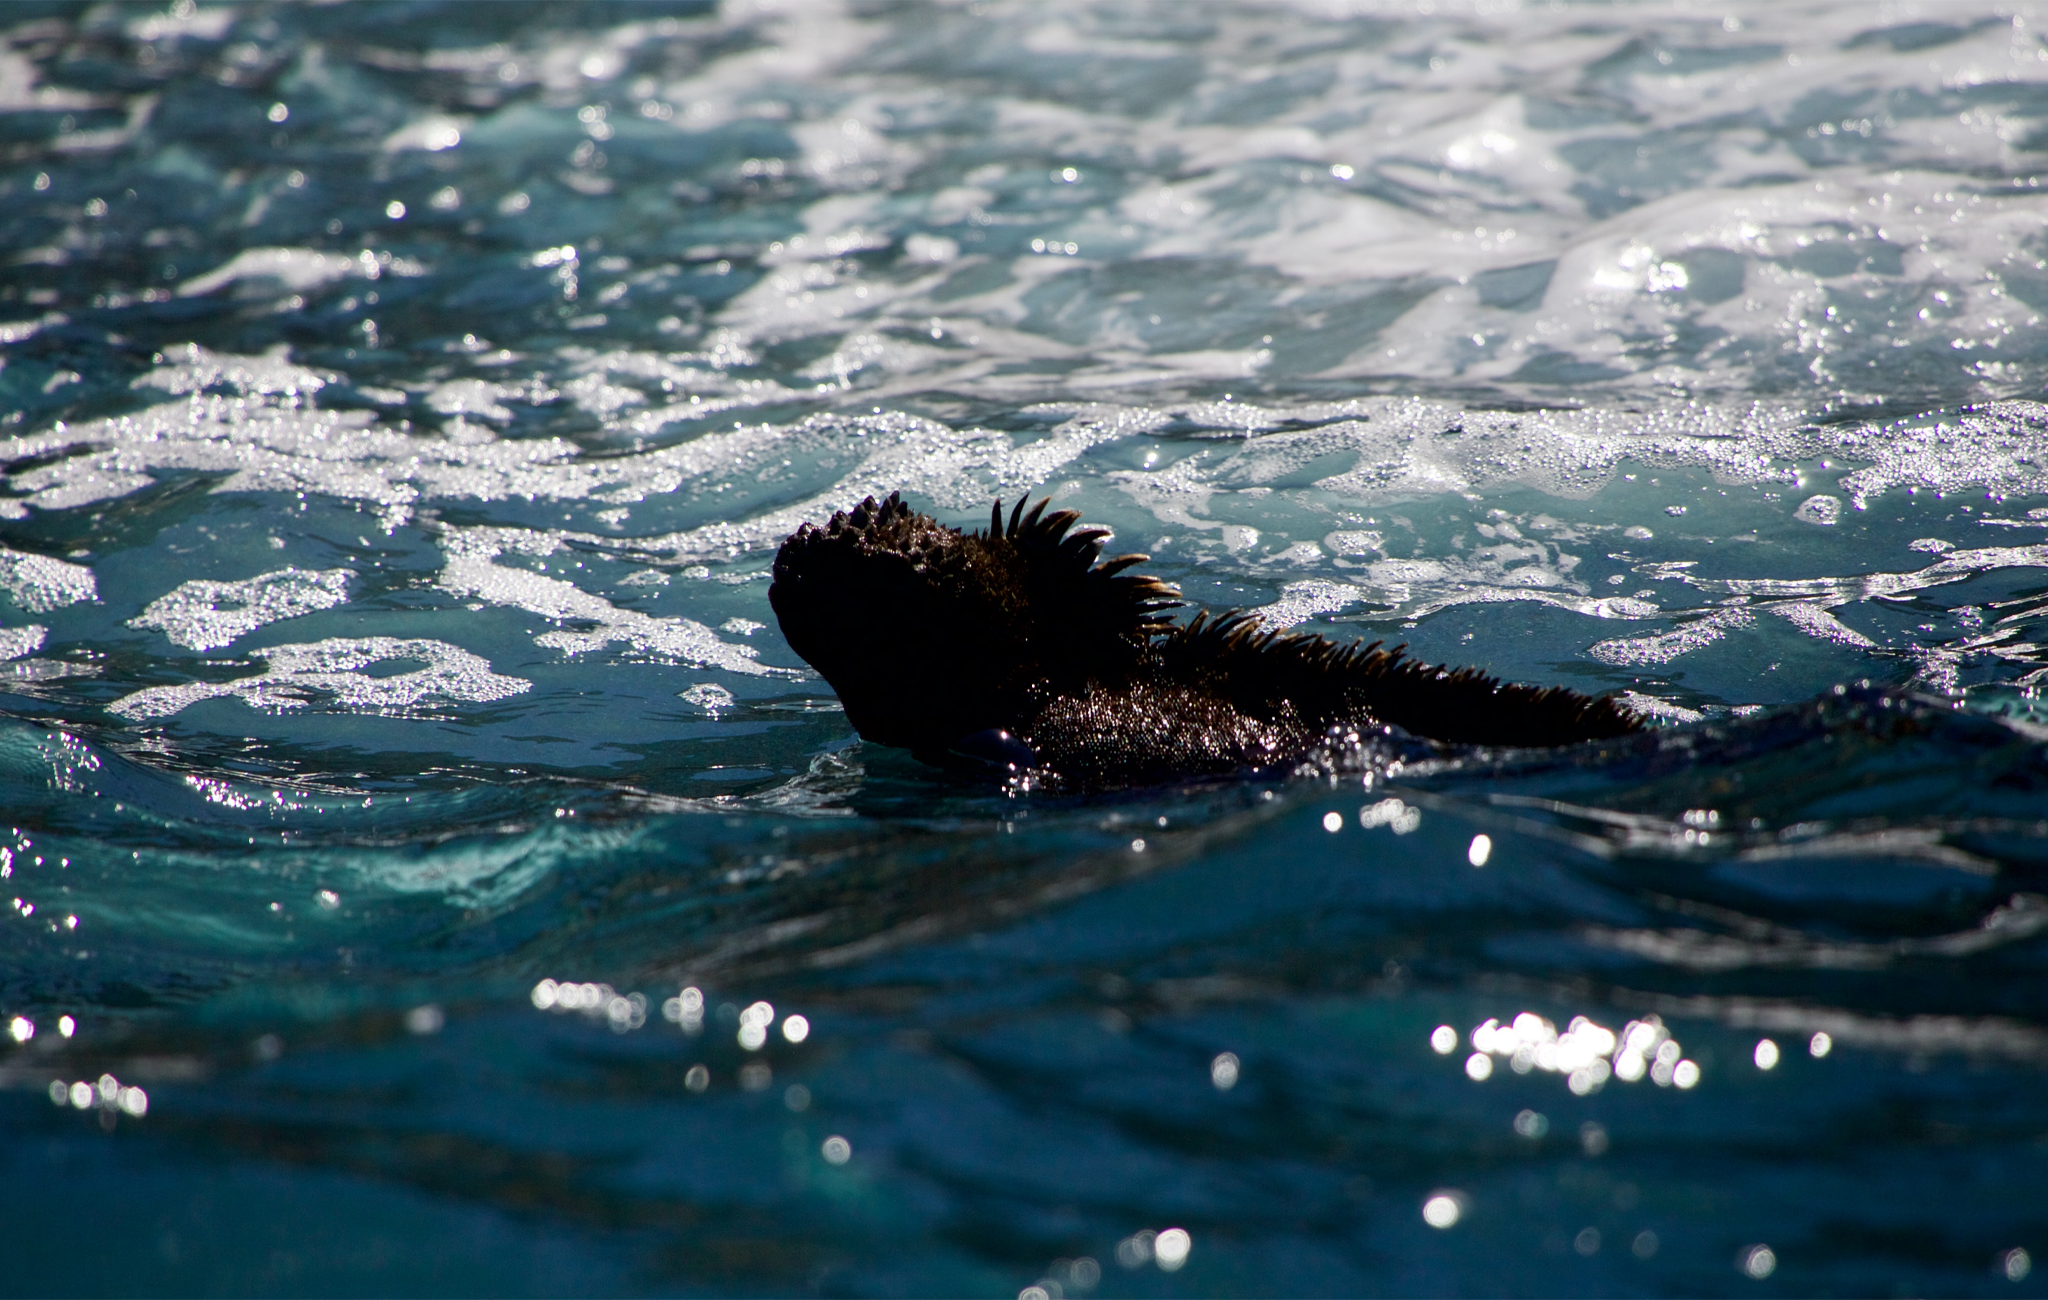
769,493,1178,759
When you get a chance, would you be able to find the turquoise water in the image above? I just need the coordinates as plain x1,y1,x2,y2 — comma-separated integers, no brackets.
4,1,2048,1294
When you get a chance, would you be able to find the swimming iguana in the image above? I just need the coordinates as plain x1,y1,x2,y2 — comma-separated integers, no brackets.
769,493,1642,790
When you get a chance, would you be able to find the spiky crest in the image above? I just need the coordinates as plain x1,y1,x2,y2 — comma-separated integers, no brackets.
1159,610,1641,747
984,496,1181,649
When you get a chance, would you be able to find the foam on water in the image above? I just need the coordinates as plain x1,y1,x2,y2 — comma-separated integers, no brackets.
437,526,781,674
108,637,532,720
0,547,95,611
128,567,352,651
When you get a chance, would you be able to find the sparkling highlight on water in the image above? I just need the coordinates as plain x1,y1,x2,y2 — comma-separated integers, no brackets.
1210,1052,1240,1090
1453,1012,1701,1095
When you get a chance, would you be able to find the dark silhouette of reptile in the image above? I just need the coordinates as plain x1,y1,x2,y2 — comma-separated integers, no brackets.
770,493,1644,789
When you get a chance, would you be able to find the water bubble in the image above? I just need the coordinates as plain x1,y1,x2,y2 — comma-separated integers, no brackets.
1794,495,1841,526
782,1013,810,1043
821,1135,851,1164
1154,1228,1191,1271
1580,1121,1609,1156
2004,1248,2032,1281
1360,798,1421,833
1423,1193,1464,1229
684,1064,709,1092
738,1001,774,1049
1809,1031,1832,1058
1465,1052,1494,1081
1430,1024,1458,1054
1673,1059,1701,1089
1633,1230,1660,1259
606,992,642,1031
1210,1052,1240,1090
1753,1038,1779,1070
1740,1244,1777,1279
1322,811,1343,833
1467,834,1491,866
665,986,705,1031
1513,1108,1549,1138
404,1004,444,1035
1575,1228,1602,1256
8,1016,32,1042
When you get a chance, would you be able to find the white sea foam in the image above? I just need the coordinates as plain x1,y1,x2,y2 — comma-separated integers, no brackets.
109,637,531,719
12,345,2048,564
177,249,422,300
680,683,737,715
133,343,334,398
0,625,47,661
0,362,1124,542
1772,602,1879,651
523,1,2048,406
436,527,785,675
1586,543,2048,673
8,347,2039,696
0,547,95,612
1591,609,1758,668
1253,579,1366,630
128,568,352,651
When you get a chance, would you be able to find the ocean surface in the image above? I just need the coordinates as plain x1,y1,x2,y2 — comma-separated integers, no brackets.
3,1,2048,1294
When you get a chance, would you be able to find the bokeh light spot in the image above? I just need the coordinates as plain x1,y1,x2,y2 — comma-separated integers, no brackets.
1210,1051,1240,1090
1741,1245,1777,1279
1154,1228,1191,1271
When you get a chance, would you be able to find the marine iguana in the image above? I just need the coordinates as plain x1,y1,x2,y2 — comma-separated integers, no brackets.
769,493,1643,790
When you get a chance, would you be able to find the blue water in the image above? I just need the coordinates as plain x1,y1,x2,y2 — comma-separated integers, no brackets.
4,1,2048,1294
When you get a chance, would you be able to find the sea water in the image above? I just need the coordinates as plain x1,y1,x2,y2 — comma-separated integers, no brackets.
3,1,2047,1294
